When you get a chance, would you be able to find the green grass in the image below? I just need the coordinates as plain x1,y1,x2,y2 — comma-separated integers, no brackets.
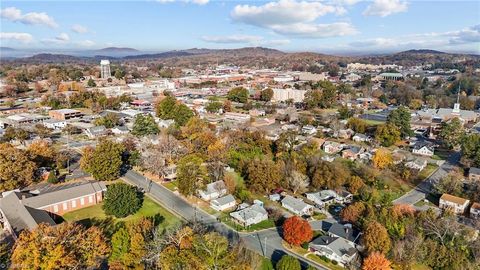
219,212,276,232
164,181,178,191
306,254,345,270
312,213,327,220
62,196,181,230
363,119,384,126
413,164,439,185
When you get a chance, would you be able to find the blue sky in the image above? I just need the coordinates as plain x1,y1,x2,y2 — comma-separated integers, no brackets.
1,0,479,54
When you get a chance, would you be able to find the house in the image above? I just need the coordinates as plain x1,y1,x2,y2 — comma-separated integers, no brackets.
210,194,236,211
269,193,281,201
336,129,354,139
470,202,480,219
469,167,480,182
0,182,106,239
48,109,83,120
336,190,353,204
352,133,370,142
301,125,317,135
198,180,227,201
281,195,313,216
85,125,108,138
439,194,470,214
230,203,268,226
111,126,129,135
342,146,365,160
412,142,435,157
305,190,337,208
327,223,362,245
309,236,358,267
43,119,67,130
405,158,428,171
323,141,343,154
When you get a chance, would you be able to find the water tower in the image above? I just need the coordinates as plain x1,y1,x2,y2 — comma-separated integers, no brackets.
100,60,111,79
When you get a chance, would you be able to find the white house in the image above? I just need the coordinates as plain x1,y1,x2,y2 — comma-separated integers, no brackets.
301,125,317,135
309,236,358,267
198,180,227,201
323,141,343,154
405,158,428,171
305,190,337,208
111,126,129,135
84,125,107,138
439,194,470,214
210,194,236,211
470,202,480,219
352,133,370,142
281,195,313,216
412,142,435,157
230,204,268,226
43,119,67,130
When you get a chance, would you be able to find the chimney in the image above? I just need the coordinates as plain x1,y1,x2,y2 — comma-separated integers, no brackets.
325,239,329,244
345,227,349,233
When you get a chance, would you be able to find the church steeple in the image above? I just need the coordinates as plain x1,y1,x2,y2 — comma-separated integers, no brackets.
453,83,461,114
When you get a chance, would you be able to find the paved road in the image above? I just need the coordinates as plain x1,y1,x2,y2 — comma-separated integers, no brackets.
123,170,329,270
393,152,461,205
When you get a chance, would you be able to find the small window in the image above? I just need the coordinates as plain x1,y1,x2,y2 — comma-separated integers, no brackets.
72,200,76,208
89,196,93,203
80,198,85,205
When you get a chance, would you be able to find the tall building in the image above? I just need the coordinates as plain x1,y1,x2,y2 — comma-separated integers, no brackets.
100,60,111,79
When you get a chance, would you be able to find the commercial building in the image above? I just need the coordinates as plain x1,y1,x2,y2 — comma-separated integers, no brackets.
48,109,83,120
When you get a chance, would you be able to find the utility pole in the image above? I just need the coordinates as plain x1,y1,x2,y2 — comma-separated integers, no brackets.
264,237,267,257
66,131,70,174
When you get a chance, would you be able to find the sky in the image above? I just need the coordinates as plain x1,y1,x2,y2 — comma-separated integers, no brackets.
0,0,479,55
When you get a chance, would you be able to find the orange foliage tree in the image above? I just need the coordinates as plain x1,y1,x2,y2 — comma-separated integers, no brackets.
341,202,366,224
283,216,313,246
362,252,392,270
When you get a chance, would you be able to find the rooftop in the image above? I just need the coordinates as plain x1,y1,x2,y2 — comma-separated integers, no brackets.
440,194,469,205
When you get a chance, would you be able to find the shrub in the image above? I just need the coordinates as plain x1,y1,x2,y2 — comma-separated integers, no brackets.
301,242,309,250
103,183,142,218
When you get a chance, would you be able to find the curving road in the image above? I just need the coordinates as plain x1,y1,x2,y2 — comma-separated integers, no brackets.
123,170,329,270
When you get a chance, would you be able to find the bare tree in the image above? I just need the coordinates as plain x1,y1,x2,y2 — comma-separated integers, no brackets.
287,171,309,194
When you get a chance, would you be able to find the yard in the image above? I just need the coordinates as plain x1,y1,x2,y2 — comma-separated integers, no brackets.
283,241,344,270
62,195,181,231
219,212,277,232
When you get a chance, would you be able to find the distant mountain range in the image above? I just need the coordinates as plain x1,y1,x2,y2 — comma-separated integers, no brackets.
1,47,478,67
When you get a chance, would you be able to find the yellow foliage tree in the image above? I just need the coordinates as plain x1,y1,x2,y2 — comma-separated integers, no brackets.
372,148,393,169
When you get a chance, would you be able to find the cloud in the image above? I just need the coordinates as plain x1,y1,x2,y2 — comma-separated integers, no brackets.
0,32,34,43
0,7,58,28
348,25,480,51
77,40,95,47
201,34,290,47
71,24,88,34
201,34,263,44
363,0,408,17
41,33,70,44
157,0,209,5
231,0,354,39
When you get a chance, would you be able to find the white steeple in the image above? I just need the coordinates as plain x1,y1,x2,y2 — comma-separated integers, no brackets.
452,83,461,114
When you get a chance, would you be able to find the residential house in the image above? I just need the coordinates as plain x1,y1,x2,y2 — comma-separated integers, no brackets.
230,204,268,226
327,223,362,246
412,142,435,157
309,236,358,267
323,141,343,154
85,125,108,138
439,194,470,214
342,146,365,160
336,190,354,204
301,125,317,135
469,167,480,182
336,129,354,139
210,194,236,211
111,126,129,135
470,202,480,219
269,193,281,201
281,195,313,216
305,190,337,208
198,180,227,201
405,158,428,171
352,133,370,142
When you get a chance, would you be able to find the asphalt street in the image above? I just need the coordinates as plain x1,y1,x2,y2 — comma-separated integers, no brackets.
123,170,329,269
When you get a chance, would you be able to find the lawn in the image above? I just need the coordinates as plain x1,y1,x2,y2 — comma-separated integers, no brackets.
62,195,181,231
283,242,344,270
219,212,277,232
413,164,439,185
163,181,178,191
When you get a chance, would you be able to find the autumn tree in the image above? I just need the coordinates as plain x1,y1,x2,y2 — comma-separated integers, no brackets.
348,118,368,134
283,216,313,246
81,139,125,181
244,158,282,193
387,106,413,138
205,96,223,113
375,123,401,147
0,143,37,192
341,202,366,224
362,252,392,270
156,95,193,126
103,183,142,218
227,87,249,103
276,255,301,270
346,175,365,194
461,134,480,167
260,88,274,102
11,223,109,269
177,154,208,196
439,117,464,149
310,161,349,190
139,135,184,179
362,221,392,254
223,100,233,112
132,113,159,136
372,148,393,169
94,112,120,128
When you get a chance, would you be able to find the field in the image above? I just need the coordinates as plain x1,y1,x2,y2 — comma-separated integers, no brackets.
62,195,181,231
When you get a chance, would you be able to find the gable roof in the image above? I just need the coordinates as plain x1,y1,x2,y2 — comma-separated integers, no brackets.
282,195,312,212
22,182,106,209
470,167,480,176
310,235,358,258
440,193,469,206
230,204,267,221
328,223,361,243
212,194,235,206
